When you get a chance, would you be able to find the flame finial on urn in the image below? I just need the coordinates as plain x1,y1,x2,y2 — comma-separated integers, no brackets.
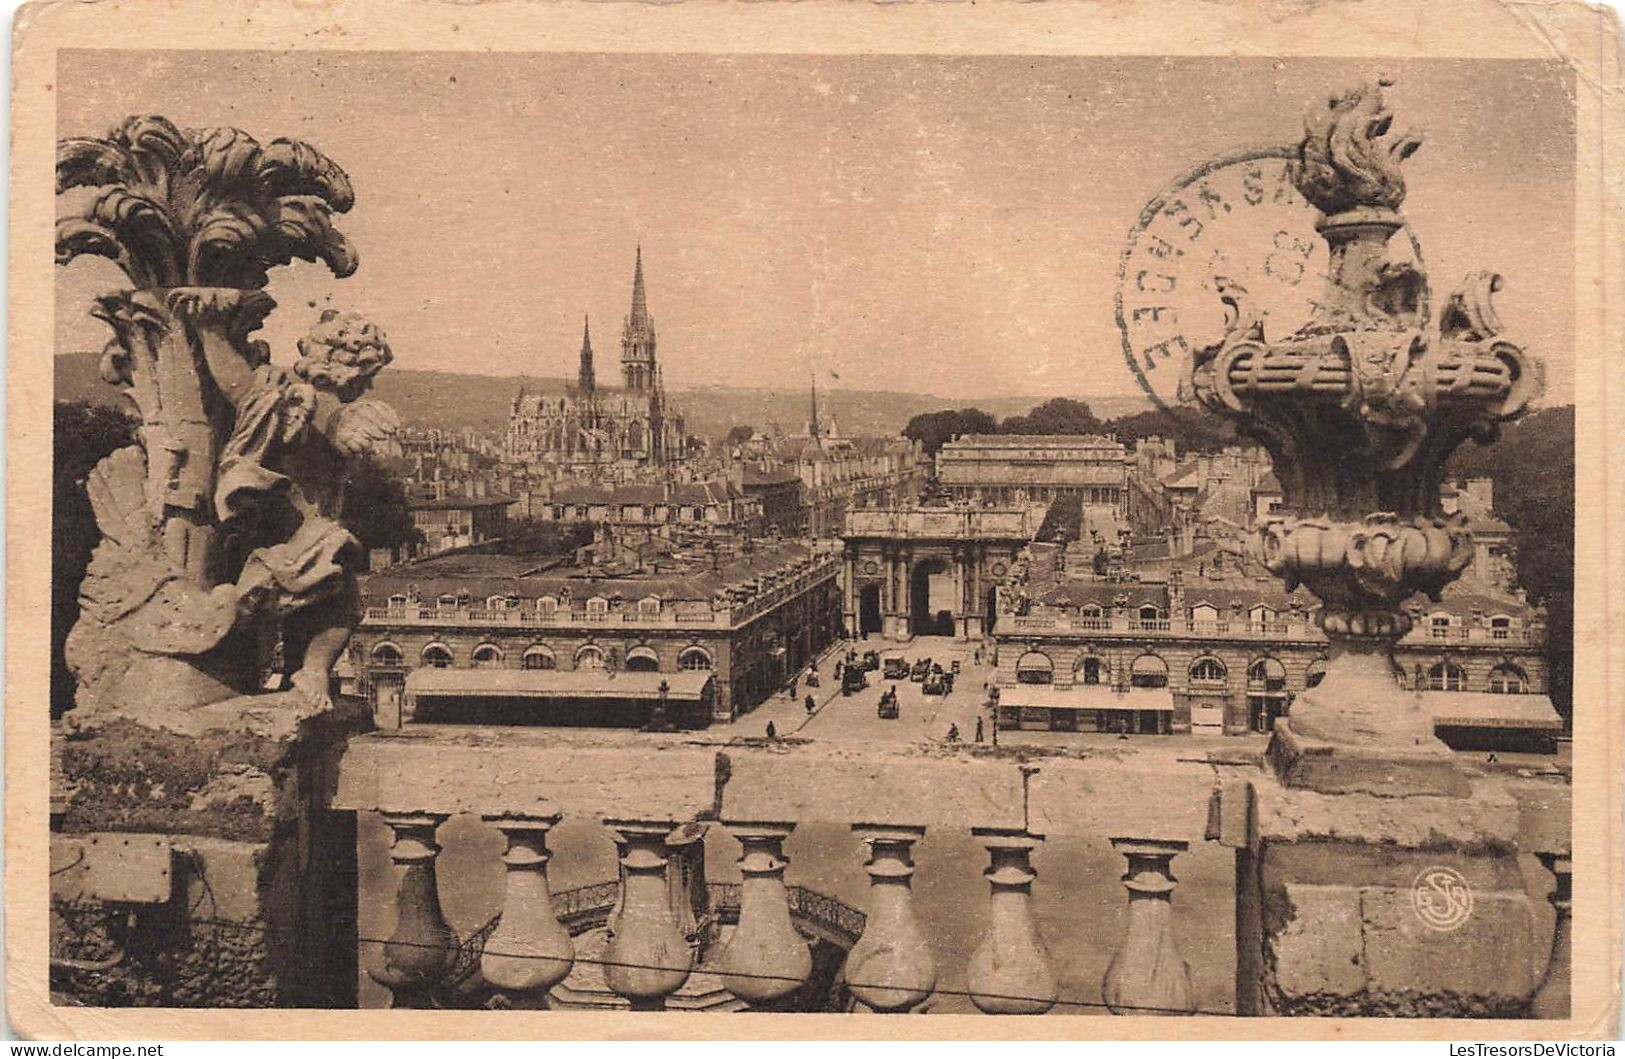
1289,78,1421,217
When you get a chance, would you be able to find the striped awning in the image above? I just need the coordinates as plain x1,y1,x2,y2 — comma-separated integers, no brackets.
1420,691,1563,731
405,668,714,702
996,684,1174,712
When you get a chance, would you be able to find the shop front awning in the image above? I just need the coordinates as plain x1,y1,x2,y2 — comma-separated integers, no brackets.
405,668,715,702
1421,692,1563,731
996,684,1174,712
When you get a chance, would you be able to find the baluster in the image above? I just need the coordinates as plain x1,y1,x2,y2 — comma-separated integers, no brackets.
369,812,456,1008
603,819,693,1010
717,822,812,1009
844,825,935,1013
1531,851,1572,1019
966,829,1056,1014
1102,837,1194,1015
480,813,574,1007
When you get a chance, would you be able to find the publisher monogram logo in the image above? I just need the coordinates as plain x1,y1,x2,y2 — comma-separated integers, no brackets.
1412,866,1474,932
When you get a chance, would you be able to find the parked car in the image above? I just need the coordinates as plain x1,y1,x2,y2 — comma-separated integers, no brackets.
842,667,869,695
878,686,900,719
923,672,947,696
910,658,932,682
883,655,910,680
861,650,881,672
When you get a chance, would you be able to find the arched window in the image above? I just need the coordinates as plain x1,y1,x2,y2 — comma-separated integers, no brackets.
1489,615,1513,640
678,647,713,671
522,645,556,671
1427,661,1467,692
421,644,453,668
1488,664,1528,694
371,642,403,666
576,645,607,670
587,596,609,616
1015,651,1054,685
1306,659,1328,688
537,596,559,616
1247,657,1286,691
1080,604,1104,619
1130,654,1169,689
1138,604,1162,621
638,596,661,618
1428,613,1453,639
1190,603,1219,623
486,595,508,611
471,643,503,668
1077,656,1105,685
1189,657,1228,684
625,646,661,672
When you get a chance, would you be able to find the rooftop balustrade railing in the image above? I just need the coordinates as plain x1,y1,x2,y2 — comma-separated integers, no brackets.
329,730,1570,1016
332,731,1237,1014
1000,612,1541,646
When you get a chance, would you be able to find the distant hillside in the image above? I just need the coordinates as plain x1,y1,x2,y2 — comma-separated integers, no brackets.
53,352,1153,440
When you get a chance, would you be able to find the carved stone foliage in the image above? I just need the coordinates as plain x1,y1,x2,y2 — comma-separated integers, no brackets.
57,115,393,728
57,115,357,290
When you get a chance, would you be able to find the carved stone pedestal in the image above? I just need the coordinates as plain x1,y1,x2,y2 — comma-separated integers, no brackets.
1220,769,1540,1017
51,709,363,1007
1266,720,1470,799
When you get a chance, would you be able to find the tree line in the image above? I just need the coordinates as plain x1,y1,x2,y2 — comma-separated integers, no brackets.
902,397,1234,456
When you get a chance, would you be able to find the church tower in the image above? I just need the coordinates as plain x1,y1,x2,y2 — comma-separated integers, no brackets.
577,315,596,393
621,246,658,393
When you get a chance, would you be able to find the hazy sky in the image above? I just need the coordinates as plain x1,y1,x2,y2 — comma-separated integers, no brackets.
55,52,1575,402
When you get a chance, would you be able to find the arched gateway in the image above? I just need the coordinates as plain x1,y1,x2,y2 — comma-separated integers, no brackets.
842,507,1034,642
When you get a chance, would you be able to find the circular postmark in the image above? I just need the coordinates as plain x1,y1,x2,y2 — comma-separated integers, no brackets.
1411,865,1474,932
1114,145,1423,415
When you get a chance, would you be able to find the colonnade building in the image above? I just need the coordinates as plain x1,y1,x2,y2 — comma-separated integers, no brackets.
934,434,1129,513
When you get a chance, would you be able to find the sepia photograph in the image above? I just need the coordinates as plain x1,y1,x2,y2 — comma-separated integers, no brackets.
8,0,1621,1044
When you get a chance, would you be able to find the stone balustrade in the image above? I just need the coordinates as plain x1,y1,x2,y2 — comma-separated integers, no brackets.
331,730,1229,1014
846,508,1033,541
363,557,840,633
1001,613,1542,646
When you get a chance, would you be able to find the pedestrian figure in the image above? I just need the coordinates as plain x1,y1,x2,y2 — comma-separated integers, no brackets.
804,694,816,716
788,678,797,700
766,721,777,739
975,717,985,743
947,723,960,743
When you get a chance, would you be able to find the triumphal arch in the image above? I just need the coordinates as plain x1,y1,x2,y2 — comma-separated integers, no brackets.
842,507,1034,641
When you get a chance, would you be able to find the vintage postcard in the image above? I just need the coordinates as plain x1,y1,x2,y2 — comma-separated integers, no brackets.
8,0,1621,1042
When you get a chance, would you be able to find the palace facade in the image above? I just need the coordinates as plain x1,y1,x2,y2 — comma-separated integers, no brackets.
988,543,1559,748
349,537,842,728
